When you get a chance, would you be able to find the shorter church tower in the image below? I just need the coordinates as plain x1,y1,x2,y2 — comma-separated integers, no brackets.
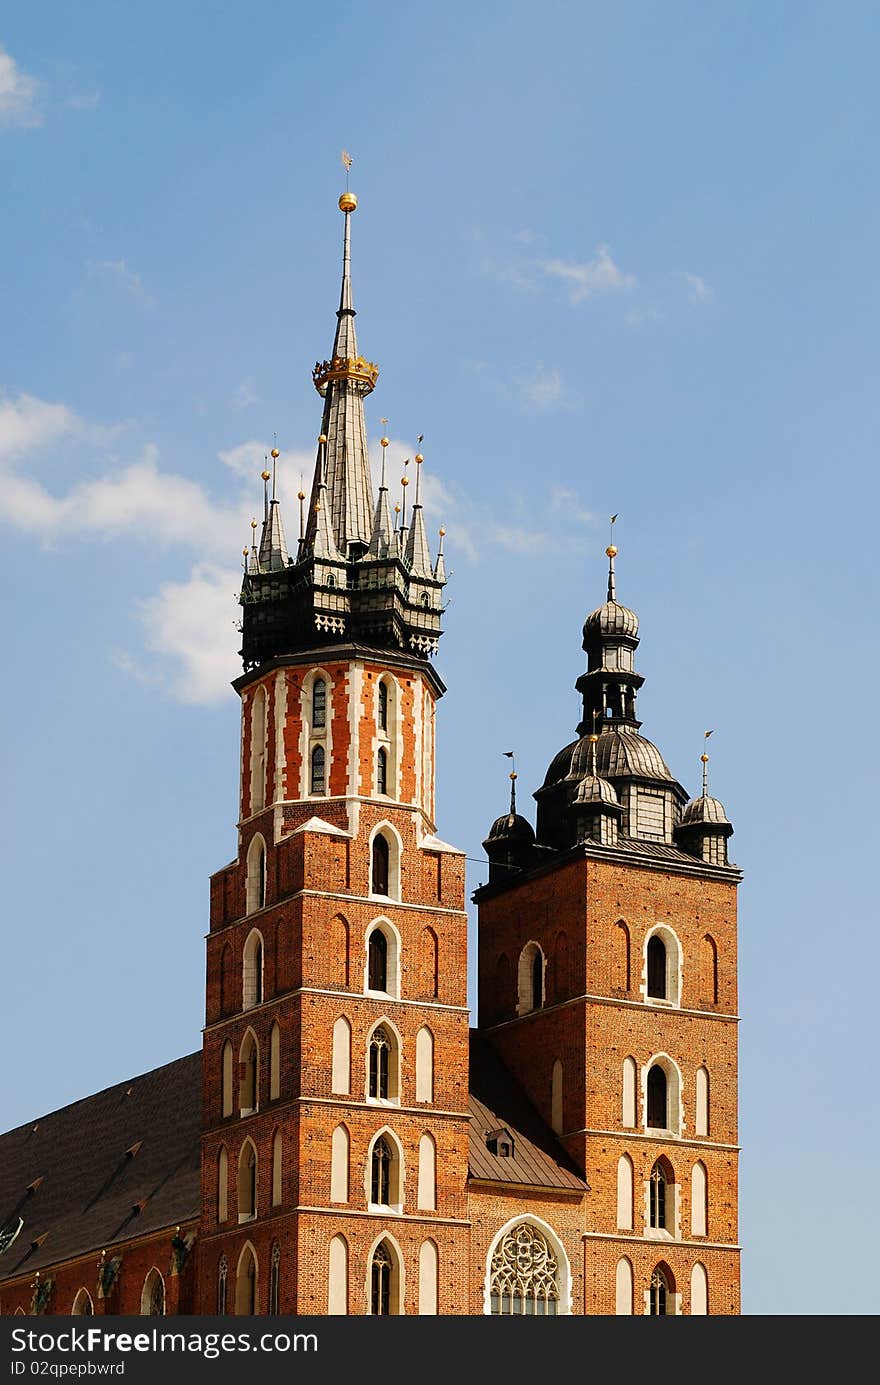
475,540,742,1315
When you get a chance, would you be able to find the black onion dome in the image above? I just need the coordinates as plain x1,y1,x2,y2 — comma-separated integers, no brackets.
484,812,536,847
573,773,619,806
680,794,730,827
583,599,639,641
545,730,675,789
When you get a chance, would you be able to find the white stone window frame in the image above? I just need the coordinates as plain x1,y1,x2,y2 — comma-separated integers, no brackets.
368,821,403,902
641,1052,684,1139
237,1139,259,1223
241,927,265,1011
364,1232,406,1316
245,834,267,917
374,674,400,801
234,1241,259,1314
641,923,683,1009
300,668,333,799
642,1155,681,1242
248,684,268,815
516,940,546,1016
363,916,402,1001
482,1215,573,1316
364,1126,406,1216
364,1014,403,1106
238,1027,260,1117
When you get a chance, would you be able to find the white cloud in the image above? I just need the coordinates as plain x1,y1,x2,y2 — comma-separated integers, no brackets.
541,246,636,303
681,271,713,304
134,562,242,705
0,45,41,128
88,259,153,307
518,363,565,411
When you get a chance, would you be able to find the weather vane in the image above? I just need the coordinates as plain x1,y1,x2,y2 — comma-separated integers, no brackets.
341,149,353,191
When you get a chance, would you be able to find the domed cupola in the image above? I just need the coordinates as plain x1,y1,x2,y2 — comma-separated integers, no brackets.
577,539,644,735
674,742,733,865
483,765,536,883
569,735,622,845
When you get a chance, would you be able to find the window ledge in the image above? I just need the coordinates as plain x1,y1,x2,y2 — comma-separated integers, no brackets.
238,1212,256,1224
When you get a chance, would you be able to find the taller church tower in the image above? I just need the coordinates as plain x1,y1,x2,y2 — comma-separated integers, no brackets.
198,190,471,1315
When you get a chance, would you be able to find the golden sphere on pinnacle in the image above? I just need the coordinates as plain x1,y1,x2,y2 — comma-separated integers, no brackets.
338,192,358,213
606,544,618,558
261,470,271,482
270,447,280,459
380,437,390,448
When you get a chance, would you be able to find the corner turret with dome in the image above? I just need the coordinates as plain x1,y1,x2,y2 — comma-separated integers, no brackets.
237,186,446,674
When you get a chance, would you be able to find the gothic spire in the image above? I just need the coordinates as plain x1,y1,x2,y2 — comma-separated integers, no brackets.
304,191,378,559
257,447,290,571
367,432,394,559
404,449,433,576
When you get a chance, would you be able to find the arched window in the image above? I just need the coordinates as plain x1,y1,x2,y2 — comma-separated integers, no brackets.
368,1027,391,1099
332,1016,352,1095
140,1269,164,1316
239,1032,259,1114
647,1064,667,1130
328,1235,348,1315
415,1027,434,1104
489,1222,561,1315
246,835,266,915
219,945,233,1017
268,1243,281,1315
377,747,388,795
310,744,326,794
649,1159,669,1229
242,931,264,1010
691,1262,708,1315
371,834,389,895
702,934,719,1004
614,920,631,991
249,686,267,813
271,1130,282,1206
370,1242,394,1316
417,1133,436,1211
331,1124,350,1203
420,927,439,998
419,1239,439,1315
649,1264,674,1316
217,1145,228,1222
517,942,544,1015
647,935,666,999
616,1154,633,1230
235,1245,257,1315
615,1257,633,1315
622,1056,637,1127
695,1066,710,1138
269,1023,281,1100
691,1161,707,1236
217,1256,228,1314
378,681,388,730
368,929,388,991
312,679,327,729
72,1288,93,1315
238,1141,257,1220
221,1041,234,1119
551,1059,563,1135
371,1136,392,1206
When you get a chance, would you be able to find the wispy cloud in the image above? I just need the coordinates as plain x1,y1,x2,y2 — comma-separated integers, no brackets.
681,271,713,304
0,45,42,128
88,259,154,307
540,246,636,303
232,379,261,410
517,363,566,412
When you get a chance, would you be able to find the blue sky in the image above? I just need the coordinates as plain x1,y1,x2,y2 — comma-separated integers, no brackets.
2,1,878,1315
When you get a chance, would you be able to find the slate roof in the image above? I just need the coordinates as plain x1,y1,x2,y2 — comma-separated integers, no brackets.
0,1052,202,1285
467,1032,587,1193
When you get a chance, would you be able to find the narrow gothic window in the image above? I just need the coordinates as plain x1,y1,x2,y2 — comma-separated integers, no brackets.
647,1065,667,1129
371,1243,392,1315
368,1026,390,1098
258,848,265,909
217,1256,228,1314
650,1267,670,1316
371,1136,391,1205
253,941,263,1005
489,1223,560,1315
368,931,388,992
649,1161,668,1229
377,747,388,795
310,745,325,794
647,935,666,998
378,681,388,730
372,834,389,895
531,951,543,1010
269,1243,281,1314
141,1270,164,1316
312,679,326,728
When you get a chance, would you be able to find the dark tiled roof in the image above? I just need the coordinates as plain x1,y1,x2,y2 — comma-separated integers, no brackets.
467,1032,587,1193
0,1053,202,1284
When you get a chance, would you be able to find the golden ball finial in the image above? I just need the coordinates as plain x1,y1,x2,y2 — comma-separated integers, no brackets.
338,191,358,213
589,733,599,744
297,489,305,501
242,547,249,557
606,544,618,558
394,503,401,514
439,526,446,537
415,453,424,464
380,436,389,448
401,475,409,487
700,753,710,763
251,518,257,530
270,447,280,459
318,433,327,445
261,470,271,482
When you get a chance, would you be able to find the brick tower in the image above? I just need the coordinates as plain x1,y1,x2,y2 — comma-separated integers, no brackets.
474,538,741,1314
198,189,471,1315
